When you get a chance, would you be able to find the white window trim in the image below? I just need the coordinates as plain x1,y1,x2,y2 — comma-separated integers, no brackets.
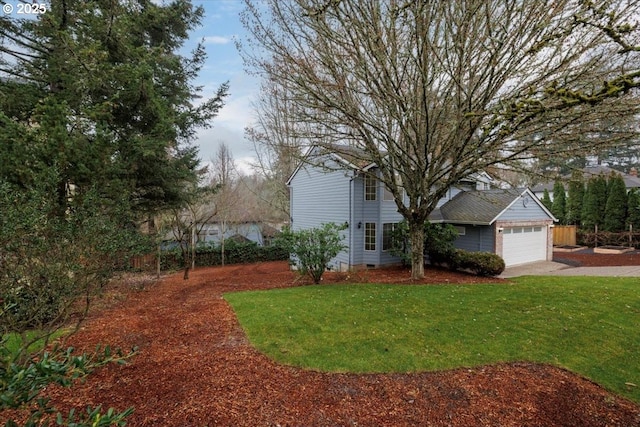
364,174,377,201
365,222,376,251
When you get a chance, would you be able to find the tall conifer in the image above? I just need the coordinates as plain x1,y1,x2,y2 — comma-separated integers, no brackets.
604,173,627,231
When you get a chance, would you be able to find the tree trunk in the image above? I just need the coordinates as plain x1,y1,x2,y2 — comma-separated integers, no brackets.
156,242,161,279
408,219,425,280
221,220,226,266
191,225,196,271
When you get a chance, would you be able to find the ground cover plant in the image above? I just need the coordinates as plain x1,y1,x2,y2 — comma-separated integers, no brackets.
225,275,640,403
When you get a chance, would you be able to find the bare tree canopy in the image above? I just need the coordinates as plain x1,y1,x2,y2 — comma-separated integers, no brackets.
239,0,640,278
245,78,302,220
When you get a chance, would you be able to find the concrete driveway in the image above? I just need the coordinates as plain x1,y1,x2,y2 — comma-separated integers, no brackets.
500,261,640,278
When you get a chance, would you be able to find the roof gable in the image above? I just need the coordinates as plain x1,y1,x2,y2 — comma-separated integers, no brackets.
286,144,373,186
438,188,556,225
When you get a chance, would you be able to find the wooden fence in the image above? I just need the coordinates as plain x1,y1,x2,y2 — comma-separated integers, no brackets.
578,230,640,248
130,253,156,270
553,225,577,246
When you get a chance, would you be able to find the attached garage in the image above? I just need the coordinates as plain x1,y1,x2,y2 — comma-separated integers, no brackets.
436,188,557,267
501,226,548,266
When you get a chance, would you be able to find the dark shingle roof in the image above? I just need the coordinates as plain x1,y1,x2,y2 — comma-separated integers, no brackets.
439,188,523,225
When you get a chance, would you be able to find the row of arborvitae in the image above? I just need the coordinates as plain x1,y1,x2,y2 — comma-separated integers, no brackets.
541,171,640,232
390,222,505,277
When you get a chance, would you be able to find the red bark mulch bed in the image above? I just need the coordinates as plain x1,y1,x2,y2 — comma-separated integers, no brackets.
553,248,640,267
3,260,639,426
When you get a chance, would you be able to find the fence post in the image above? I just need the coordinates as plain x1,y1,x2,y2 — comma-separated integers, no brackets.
594,224,598,247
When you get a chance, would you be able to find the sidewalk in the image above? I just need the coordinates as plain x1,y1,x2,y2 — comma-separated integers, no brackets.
500,261,640,278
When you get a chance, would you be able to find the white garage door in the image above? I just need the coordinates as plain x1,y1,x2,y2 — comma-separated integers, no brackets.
502,226,547,266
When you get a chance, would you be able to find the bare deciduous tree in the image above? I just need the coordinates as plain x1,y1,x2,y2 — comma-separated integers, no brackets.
245,78,303,221
239,0,640,278
210,142,241,265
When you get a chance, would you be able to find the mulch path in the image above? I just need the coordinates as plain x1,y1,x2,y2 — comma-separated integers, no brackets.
3,259,639,426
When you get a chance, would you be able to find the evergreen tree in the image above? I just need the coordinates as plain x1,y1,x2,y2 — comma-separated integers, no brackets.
0,0,229,219
604,173,627,231
551,181,566,224
541,189,553,210
0,3,229,414
565,170,584,225
581,175,608,229
627,189,640,230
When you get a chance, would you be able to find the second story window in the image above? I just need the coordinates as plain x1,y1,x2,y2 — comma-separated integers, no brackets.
364,174,377,201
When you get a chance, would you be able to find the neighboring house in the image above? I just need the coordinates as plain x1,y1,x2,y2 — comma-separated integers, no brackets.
532,165,640,201
287,146,556,270
197,221,281,247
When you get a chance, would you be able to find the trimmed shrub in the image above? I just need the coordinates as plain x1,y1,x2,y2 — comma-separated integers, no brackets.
454,250,505,277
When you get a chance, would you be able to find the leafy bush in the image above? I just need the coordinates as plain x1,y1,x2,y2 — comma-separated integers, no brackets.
277,223,347,284
454,250,505,276
158,240,289,270
1,342,135,426
389,220,504,276
0,174,151,345
390,221,458,267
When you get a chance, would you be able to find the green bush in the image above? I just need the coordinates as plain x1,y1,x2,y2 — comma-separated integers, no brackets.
389,221,505,276
454,250,505,277
277,223,347,284
390,221,458,267
1,343,135,426
158,241,289,271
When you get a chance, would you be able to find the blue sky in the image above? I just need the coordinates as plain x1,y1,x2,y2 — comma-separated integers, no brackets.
186,0,261,173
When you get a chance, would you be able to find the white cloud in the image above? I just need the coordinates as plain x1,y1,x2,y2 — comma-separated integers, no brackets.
204,36,232,45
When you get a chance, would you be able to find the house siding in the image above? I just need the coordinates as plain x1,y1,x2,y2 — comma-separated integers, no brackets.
452,225,495,253
289,157,351,269
499,198,552,221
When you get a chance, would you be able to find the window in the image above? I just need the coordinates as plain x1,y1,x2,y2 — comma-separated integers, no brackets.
382,223,396,251
453,226,466,236
365,222,376,251
364,174,377,201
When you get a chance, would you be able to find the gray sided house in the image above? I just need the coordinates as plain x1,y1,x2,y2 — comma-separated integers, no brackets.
287,146,556,270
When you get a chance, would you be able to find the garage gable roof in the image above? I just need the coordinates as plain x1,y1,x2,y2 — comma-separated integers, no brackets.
439,188,555,225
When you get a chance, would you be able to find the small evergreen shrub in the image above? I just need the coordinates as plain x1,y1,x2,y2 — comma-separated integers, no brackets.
454,250,505,276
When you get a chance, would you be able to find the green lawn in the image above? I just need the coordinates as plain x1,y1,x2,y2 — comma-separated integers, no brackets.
224,276,640,402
